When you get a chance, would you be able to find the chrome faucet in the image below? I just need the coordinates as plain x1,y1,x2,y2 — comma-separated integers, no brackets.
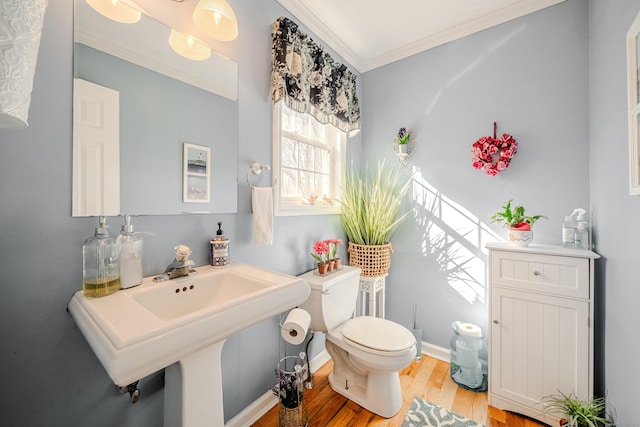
154,245,196,282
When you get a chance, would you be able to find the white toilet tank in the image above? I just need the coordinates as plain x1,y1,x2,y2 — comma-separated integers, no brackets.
299,266,361,332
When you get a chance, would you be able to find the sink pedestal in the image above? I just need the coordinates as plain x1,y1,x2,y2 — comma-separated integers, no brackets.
164,340,226,427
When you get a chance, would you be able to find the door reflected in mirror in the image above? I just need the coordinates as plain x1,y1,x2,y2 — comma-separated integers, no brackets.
73,0,238,216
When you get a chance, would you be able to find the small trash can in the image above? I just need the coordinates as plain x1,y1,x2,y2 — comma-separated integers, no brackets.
449,321,488,392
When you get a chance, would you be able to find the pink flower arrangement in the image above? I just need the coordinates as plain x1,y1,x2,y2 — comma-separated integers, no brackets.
472,133,517,177
323,238,343,260
311,240,329,265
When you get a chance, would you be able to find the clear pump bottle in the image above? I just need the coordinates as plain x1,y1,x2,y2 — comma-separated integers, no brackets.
83,216,120,297
117,214,143,289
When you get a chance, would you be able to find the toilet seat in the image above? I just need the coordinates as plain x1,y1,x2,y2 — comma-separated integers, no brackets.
341,317,415,355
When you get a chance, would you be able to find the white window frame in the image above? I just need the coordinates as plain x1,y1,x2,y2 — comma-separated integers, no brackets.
272,101,345,216
628,10,640,195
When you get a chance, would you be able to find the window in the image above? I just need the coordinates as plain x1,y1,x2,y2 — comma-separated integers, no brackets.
272,102,345,216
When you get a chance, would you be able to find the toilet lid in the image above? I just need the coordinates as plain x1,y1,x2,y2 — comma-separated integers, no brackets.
342,317,415,352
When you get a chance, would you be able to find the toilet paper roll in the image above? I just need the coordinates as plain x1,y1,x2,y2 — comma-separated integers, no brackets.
281,308,311,345
457,322,482,337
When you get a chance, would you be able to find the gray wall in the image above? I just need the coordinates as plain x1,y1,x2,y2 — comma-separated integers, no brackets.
590,1,640,424
0,0,354,425
0,0,636,425
361,0,589,346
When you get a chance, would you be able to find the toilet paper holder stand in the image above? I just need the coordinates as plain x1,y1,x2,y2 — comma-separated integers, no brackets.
279,309,315,389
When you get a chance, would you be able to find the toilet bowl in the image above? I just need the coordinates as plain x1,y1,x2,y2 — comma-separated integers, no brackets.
299,266,416,418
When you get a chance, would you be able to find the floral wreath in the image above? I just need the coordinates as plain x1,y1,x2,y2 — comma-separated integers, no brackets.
472,123,517,176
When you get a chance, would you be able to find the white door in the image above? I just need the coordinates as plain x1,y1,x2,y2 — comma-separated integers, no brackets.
490,287,589,414
72,78,120,217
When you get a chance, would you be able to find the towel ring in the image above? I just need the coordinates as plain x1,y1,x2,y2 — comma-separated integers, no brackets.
247,162,276,188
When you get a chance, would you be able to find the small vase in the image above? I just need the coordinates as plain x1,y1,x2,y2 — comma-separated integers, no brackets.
334,258,341,270
327,259,335,272
317,263,328,275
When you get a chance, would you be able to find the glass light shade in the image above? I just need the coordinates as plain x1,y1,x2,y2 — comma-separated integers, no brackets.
0,0,48,128
85,0,141,24
193,0,238,41
168,29,211,61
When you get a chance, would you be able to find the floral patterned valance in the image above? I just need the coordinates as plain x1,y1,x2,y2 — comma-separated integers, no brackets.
271,17,361,137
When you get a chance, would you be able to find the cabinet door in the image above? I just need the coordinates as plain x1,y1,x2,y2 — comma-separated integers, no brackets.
490,287,590,414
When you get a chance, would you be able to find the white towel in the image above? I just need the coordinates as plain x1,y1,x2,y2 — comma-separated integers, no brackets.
252,187,273,247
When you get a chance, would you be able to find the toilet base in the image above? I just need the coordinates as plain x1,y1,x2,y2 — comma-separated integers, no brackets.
328,369,403,418
325,340,405,418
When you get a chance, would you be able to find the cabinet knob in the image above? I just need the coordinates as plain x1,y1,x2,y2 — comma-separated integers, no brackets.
493,319,499,324
533,270,541,276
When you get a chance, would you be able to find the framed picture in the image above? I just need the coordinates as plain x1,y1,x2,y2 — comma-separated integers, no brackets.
183,143,210,203
627,11,640,195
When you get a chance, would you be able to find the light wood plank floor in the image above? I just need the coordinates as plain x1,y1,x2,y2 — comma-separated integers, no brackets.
252,355,548,427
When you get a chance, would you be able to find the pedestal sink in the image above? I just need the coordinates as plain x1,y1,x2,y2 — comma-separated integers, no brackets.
68,262,310,427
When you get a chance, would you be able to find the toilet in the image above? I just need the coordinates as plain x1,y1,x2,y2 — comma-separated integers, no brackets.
299,266,416,418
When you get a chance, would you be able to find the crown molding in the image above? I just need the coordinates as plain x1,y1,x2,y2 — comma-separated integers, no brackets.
276,0,365,72
277,0,565,73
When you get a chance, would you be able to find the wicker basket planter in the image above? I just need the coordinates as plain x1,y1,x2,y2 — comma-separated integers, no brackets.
347,242,393,277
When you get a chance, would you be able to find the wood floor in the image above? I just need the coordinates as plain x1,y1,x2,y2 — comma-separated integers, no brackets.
252,355,548,427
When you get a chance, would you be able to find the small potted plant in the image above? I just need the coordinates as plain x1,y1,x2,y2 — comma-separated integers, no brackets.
542,391,613,426
490,199,547,246
393,127,414,157
311,240,329,274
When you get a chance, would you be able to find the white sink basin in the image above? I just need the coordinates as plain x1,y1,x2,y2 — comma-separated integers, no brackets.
68,262,310,402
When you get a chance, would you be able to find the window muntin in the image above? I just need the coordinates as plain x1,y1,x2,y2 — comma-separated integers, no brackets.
273,102,344,215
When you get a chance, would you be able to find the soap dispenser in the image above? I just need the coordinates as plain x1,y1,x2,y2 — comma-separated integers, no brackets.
83,216,120,297
117,214,143,289
574,209,589,250
210,222,230,267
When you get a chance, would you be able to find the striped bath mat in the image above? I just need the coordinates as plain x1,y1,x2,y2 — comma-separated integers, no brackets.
402,396,485,427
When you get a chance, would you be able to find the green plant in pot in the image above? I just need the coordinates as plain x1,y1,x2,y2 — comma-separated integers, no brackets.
490,199,547,246
337,159,411,276
542,391,613,427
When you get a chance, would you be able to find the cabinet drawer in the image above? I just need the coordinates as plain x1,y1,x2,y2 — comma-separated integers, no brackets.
491,250,589,299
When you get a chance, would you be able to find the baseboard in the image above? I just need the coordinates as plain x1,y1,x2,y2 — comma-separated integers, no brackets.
421,341,450,363
224,350,330,427
225,342,449,426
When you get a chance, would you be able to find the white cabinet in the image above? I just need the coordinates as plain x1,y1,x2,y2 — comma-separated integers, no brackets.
487,243,599,425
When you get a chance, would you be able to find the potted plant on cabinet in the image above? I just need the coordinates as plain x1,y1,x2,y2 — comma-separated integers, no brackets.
542,391,613,427
490,199,547,246
337,160,412,276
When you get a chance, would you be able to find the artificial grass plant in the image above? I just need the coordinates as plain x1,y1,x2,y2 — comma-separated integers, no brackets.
338,160,412,246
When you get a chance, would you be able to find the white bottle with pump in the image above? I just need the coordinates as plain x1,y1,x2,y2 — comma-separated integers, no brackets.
562,211,578,248
117,214,143,289
574,209,589,250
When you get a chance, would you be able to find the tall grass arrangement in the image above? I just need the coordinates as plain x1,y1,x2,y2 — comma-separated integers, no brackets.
338,160,412,245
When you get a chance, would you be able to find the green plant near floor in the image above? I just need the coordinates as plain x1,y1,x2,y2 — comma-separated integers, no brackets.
542,391,613,427
338,159,412,245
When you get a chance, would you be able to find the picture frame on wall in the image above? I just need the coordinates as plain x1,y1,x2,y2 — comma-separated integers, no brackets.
627,11,640,195
183,143,210,203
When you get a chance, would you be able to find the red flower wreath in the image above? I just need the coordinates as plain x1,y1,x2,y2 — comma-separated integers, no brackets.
472,128,517,177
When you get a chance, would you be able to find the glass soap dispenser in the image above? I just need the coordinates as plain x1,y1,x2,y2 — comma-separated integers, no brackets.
117,214,143,289
83,216,120,297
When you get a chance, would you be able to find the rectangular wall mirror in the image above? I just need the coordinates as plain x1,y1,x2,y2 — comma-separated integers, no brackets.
73,0,238,216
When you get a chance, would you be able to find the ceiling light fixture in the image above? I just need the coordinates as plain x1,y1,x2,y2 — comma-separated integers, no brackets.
192,0,238,41
85,0,141,24
168,29,211,61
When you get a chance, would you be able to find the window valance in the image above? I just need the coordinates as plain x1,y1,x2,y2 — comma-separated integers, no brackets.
271,17,361,137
